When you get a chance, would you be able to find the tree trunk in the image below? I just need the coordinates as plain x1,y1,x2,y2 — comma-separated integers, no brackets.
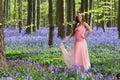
72,0,75,21
4,0,9,28
89,0,94,27
48,0,54,47
66,0,72,36
71,0,75,32
14,0,16,22
56,0,59,27
18,0,22,33
3,0,7,28
85,0,88,22
80,0,84,12
103,0,105,30
32,0,36,32
37,0,40,30
118,0,120,38
110,0,113,27
113,0,116,27
0,0,7,68
13,0,17,28
8,0,10,20
57,0,65,39
96,0,99,30
43,16,46,27
6,0,9,23
26,0,32,34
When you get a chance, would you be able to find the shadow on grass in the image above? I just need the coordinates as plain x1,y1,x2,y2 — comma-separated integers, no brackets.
6,53,30,60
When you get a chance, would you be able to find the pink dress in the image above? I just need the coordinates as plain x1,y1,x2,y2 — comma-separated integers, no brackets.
60,25,90,70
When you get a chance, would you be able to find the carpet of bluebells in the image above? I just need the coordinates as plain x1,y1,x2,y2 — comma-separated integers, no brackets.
0,27,120,80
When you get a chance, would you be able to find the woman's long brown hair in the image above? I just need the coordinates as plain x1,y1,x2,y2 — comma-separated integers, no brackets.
72,13,86,36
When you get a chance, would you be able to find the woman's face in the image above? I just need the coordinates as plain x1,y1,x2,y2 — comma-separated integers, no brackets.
77,13,82,22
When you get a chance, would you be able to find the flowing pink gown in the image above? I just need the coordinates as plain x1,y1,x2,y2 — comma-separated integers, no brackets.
60,25,90,70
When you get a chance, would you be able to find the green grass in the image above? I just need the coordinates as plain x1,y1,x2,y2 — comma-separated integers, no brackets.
5,44,120,73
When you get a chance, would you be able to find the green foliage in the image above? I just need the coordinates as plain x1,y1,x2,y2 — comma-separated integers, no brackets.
93,1,115,24
0,69,9,77
24,24,34,29
63,21,75,26
75,0,81,12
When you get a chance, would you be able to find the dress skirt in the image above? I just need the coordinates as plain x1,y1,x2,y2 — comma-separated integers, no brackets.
60,40,90,70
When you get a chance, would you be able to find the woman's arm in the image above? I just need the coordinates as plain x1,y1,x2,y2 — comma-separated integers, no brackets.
62,33,73,45
84,22,92,39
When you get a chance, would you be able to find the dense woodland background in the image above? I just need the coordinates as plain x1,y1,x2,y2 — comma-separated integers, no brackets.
1,0,120,37
0,0,120,79
1,0,120,42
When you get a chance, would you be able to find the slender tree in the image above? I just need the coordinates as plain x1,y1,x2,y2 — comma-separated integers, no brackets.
56,0,59,27
14,0,16,22
118,0,120,38
80,0,84,12
113,0,116,27
89,0,94,27
96,0,99,28
3,0,6,27
57,0,65,39
13,0,17,28
4,0,9,28
32,0,36,32
26,0,32,34
0,0,7,68
85,0,88,22
18,0,22,33
102,0,105,31
37,0,40,30
72,0,75,21
48,0,54,46
8,0,10,20
110,0,113,27
71,0,75,33
66,0,72,36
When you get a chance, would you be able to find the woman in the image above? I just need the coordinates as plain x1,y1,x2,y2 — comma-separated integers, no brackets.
60,12,92,70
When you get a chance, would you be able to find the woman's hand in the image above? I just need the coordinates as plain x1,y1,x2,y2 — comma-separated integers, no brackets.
61,33,73,45
81,35,85,39
63,41,67,45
